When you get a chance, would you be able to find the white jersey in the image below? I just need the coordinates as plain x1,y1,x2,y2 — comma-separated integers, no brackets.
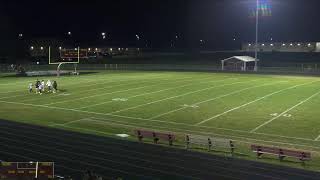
29,83,32,89
46,80,52,87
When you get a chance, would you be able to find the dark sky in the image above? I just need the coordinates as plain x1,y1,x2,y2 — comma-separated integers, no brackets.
1,0,320,49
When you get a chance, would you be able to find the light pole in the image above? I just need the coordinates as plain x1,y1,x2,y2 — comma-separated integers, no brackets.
254,0,259,72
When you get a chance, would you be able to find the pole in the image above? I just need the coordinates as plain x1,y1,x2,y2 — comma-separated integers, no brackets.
254,0,259,71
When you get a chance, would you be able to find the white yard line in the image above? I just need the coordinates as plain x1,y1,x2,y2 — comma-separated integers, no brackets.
108,79,260,115
0,74,170,94
22,76,194,103
0,94,28,100
196,81,319,126
75,77,233,109
0,99,318,144
43,76,194,106
251,91,320,133
150,81,285,119
315,135,320,141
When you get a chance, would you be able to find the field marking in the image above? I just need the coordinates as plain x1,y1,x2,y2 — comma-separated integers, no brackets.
196,81,320,125
108,79,260,114
75,77,234,109
1,99,319,144
43,76,192,106
149,81,286,119
251,91,320,133
0,73,177,95
315,135,320,141
22,75,182,103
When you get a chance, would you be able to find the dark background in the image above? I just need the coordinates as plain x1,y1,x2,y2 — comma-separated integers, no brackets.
1,0,320,55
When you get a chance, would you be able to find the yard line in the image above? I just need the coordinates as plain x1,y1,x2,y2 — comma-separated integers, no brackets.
196,81,320,126
0,73,169,94
22,76,194,103
150,81,286,119
43,76,195,106
315,135,320,141
75,77,234,109
251,91,320,133
108,79,260,115
0,99,318,144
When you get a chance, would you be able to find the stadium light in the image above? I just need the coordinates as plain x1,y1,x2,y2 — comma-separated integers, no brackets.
270,44,274,46
118,48,121,51
74,48,77,50
18,33,23,37
249,44,252,46
290,43,293,46
67,32,71,35
59,47,62,50
30,46,34,50
95,48,98,51
88,48,91,51
101,32,106,36
254,0,259,71
40,46,44,50
297,43,301,46
261,43,265,46
110,48,113,51
308,43,311,46
282,44,286,46
136,34,140,40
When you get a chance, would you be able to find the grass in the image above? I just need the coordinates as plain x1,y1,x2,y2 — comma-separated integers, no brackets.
1,70,320,171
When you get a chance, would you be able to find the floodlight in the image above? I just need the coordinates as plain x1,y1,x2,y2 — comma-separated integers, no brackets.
30,46,34,50
40,47,44,50
282,44,286,46
88,48,91,51
297,43,301,46
248,44,252,46
270,44,274,46
68,32,71,35
261,44,265,46
59,47,62,50
101,32,106,36
308,43,311,46
290,43,293,46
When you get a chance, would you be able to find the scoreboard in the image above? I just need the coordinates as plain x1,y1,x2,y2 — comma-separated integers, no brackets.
0,162,54,179
60,49,88,59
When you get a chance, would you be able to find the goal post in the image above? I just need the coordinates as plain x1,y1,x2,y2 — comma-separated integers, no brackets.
48,46,87,76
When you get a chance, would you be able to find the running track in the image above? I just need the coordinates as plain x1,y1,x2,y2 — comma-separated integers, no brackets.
0,119,319,180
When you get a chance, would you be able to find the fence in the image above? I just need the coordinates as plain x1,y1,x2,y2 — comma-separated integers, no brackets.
2,63,320,75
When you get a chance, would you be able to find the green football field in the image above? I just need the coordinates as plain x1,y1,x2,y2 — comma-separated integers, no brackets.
1,70,320,170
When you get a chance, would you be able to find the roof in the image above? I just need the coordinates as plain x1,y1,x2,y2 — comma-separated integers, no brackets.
221,56,258,62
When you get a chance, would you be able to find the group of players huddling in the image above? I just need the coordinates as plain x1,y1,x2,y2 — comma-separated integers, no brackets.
29,79,58,94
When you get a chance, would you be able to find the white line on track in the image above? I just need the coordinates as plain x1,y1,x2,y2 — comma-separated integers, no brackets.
108,79,260,115
315,135,320,141
149,81,286,119
61,117,320,151
196,81,319,125
0,100,319,144
75,77,234,109
251,91,320,133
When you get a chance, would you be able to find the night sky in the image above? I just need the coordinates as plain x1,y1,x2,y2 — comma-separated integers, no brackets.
1,0,320,49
